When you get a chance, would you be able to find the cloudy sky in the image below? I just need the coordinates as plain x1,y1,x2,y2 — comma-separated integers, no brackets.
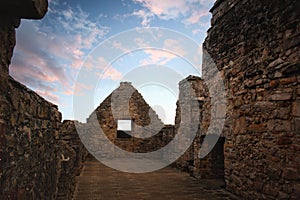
10,0,214,124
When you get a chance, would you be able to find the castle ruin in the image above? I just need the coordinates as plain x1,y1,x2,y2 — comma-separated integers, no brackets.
0,0,299,199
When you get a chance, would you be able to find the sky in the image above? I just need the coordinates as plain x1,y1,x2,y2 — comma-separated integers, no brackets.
10,0,215,124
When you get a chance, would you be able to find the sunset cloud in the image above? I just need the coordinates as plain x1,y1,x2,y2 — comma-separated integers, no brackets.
9,0,210,122
10,1,109,104
132,10,154,27
139,39,187,66
84,56,123,81
132,0,214,27
99,67,123,81
139,49,176,65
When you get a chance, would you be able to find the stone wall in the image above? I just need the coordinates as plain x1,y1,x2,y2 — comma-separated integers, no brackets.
203,0,300,198
173,76,207,172
56,121,88,200
172,76,225,179
85,82,170,157
1,76,62,199
1,81,87,200
0,1,88,199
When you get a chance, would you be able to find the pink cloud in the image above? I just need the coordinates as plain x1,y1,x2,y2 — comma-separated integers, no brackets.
163,39,186,56
69,82,93,96
132,10,154,27
185,10,209,25
140,49,177,66
134,0,188,19
139,39,187,65
97,67,123,81
134,37,149,47
133,0,214,26
84,56,111,70
82,54,123,81
112,41,131,53
10,2,109,105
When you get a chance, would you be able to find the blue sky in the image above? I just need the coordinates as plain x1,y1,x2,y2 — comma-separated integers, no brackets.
10,0,214,124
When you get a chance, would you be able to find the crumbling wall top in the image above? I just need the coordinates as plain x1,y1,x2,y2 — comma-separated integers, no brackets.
0,0,48,19
120,82,133,87
209,0,240,26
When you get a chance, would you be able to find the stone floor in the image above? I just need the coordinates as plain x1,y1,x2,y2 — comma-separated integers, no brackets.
73,157,238,200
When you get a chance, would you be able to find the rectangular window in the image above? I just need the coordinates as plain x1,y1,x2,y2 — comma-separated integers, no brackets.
117,119,132,131
117,119,132,139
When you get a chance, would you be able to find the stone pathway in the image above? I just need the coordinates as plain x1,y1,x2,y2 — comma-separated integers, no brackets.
73,157,238,200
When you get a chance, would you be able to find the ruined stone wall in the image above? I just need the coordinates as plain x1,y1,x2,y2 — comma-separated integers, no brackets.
0,1,88,199
86,82,169,157
1,79,86,200
1,76,63,199
204,0,300,198
56,121,88,200
173,76,225,179
173,76,209,172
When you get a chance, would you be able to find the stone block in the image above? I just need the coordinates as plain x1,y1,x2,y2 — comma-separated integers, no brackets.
282,167,298,180
0,75,8,94
262,184,278,197
253,181,263,192
267,58,286,69
272,107,290,119
268,120,291,132
277,191,290,199
233,117,246,135
269,93,292,101
277,136,292,145
291,144,300,151
295,118,300,134
0,120,7,133
297,88,300,96
293,184,300,198
292,101,300,117
230,174,243,187
279,77,297,85
248,123,267,132
266,165,281,180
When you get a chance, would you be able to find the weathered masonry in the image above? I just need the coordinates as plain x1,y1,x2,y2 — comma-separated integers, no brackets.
165,0,300,199
85,82,174,157
201,0,300,199
0,1,88,199
173,76,225,180
174,0,300,199
0,0,299,199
